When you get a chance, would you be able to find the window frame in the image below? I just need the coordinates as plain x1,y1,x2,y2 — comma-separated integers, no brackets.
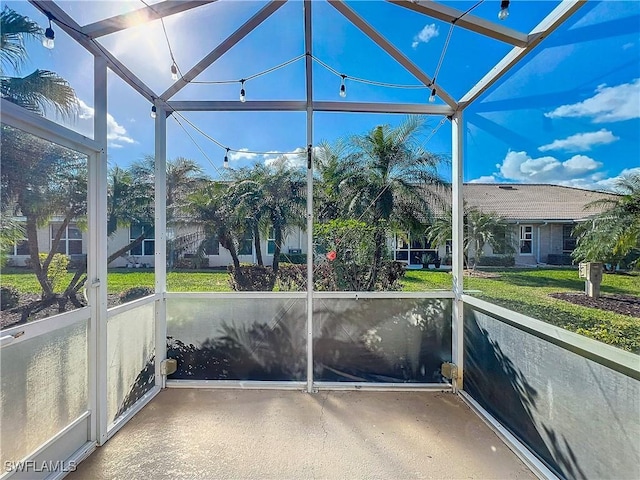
51,223,83,255
519,225,533,255
129,223,155,256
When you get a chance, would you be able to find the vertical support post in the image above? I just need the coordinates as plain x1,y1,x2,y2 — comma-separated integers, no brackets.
303,0,314,393
90,55,109,445
154,104,168,388
451,111,464,392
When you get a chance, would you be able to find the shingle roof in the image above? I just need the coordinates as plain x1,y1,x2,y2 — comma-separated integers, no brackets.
461,184,619,221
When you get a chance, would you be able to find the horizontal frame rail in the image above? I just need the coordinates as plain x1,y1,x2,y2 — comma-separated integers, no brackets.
462,294,640,381
1,308,90,347
106,294,160,318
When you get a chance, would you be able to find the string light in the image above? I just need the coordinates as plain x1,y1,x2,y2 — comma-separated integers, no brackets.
43,15,55,49
224,148,230,168
171,63,178,81
239,80,246,103
428,88,437,103
498,0,510,20
339,75,347,98
150,105,157,119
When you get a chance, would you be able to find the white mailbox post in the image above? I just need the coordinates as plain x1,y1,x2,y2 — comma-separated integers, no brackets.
579,262,603,298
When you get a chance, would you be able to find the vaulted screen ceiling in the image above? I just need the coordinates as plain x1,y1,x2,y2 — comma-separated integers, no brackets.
28,0,583,116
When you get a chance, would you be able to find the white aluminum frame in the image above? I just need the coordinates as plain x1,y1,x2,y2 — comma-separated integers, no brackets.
5,1,597,476
1,99,103,472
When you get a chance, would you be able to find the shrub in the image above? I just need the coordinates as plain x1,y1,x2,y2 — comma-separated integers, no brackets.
228,265,276,291
0,286,20,310
280,253,306,265
476,255,515,267
38,253,70,292
119,286,154,304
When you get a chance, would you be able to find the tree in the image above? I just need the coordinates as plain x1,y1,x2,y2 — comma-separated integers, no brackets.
230,160,305,273
339,116,446,288
426,202,513,268
187,181,246,273
572,173,640,269
1,6,78,118
1,125,86,310
313,141,356,222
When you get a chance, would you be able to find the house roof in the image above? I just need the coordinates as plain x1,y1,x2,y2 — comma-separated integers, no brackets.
461,184,619,222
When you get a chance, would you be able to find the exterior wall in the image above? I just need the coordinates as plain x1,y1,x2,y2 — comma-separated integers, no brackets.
206,230,308,268
6,220,576,269
7,221,88,267
107,228,135,267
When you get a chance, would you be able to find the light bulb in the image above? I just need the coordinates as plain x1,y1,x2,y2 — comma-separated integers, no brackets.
170,64,178,81
339,76,347,98
240,80,246,103
498,1,510,20
150,105,157,119
43,25,55,49
428,88,437,103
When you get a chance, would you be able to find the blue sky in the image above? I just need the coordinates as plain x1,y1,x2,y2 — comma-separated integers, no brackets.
4,0,639,191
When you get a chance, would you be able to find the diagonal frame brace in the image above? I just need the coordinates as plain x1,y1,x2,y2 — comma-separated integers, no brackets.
82,1,216,39
388,0,529,47
327,0,457,109
161,0,287,101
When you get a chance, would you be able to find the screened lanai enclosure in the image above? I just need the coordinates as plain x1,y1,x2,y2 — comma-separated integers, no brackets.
1,0,639,479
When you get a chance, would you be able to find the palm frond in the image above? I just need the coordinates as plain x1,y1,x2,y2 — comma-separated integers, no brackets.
1,69,78,119
0,6,42,73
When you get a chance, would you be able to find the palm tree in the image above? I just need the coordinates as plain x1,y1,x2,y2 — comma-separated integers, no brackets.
231,160,305,273
1,125,86,302
341,116,446,288
187,181,246,273
1,6,78,118
572,173,640,268
426,202,513,268
313,141,356,222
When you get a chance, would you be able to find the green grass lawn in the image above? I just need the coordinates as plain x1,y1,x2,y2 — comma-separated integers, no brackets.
2,266,638,352
405,268,640,353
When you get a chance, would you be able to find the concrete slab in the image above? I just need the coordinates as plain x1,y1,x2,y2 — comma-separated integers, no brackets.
69,389,535,479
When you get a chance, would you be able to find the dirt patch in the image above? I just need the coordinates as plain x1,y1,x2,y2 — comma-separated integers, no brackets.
549,292,640,318
464,269,501,279
0,294,121,329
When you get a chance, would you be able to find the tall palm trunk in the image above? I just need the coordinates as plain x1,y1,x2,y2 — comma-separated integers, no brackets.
253,224,263,266
272,221,283,273
366,225,386,291
25,217,53,298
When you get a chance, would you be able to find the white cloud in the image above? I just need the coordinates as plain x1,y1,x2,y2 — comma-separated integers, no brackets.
411,23,439,49
228,148,258,162
622,42,634,50
589,167,640,192
469,175,498,183
498,150,602,183
77,100,136,148
264,147,307,169
545,79,640,123
538,129,619,152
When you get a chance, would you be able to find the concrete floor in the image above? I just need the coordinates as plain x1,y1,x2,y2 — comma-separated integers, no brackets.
69,389,535,480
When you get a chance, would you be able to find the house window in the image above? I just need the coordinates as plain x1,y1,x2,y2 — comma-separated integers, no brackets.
13,238,29,255
519,225,533,254
51,224,83,255
563,224,576,253
130,224,155,256
202,235,219,256
267,228,275,255
238,234,252,256
492,227,512,255
394,233,409,261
